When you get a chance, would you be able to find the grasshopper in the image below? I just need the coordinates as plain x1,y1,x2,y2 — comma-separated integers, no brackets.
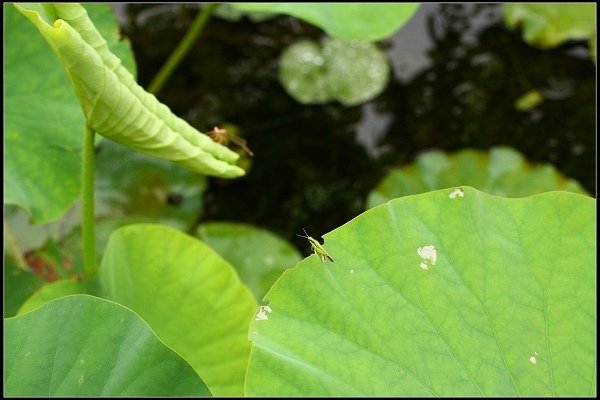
207,126,254,156
296,229,334,263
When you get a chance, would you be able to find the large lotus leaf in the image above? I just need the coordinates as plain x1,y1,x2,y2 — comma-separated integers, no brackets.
367,147,589,209
196,222,302,301
503,4,596,55
245,187,595,396
14,3,244,178
4,4,135,224
279,37,390,106
233,3,420,41
99,224,257,396
4,294,210,396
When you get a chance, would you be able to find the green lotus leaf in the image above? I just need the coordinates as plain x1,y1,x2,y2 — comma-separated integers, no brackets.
279,37,390,106
503,4,596,58
367,147,589,209
14,3,244,178
99,224,257,396
196,222,302,301
233,3,420,41
4,294,210,396
246,187,596,396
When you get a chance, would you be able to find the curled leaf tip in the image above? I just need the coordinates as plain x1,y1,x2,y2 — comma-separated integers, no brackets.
15,3,245,179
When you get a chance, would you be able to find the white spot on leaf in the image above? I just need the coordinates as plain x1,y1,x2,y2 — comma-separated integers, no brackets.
417,245,437,269
255,305,272,321
449,187,465,199
530,351,538,364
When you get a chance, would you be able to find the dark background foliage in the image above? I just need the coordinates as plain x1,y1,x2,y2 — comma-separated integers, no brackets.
119,3,595,249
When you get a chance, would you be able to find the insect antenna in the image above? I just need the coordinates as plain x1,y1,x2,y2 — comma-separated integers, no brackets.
296,228,310,239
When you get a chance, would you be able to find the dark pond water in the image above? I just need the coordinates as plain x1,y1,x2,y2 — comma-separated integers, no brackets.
118,3,596,249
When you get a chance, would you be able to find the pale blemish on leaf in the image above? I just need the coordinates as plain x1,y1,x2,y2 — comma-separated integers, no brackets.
449,187,465,199
263,255,276,265
255,305,272,321
78,376,84,385
417,245,437,270
530,351,538,364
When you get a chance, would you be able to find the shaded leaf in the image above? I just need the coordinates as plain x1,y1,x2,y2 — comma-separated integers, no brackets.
4,294,211,396
246,187,595,396
503,4,596,60
95,139,207,231
367,147,589,209
3,260,46,317
17,278,91,315
196,222,302,301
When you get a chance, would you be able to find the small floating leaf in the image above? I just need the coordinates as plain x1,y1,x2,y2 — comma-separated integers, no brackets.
279,37,390,106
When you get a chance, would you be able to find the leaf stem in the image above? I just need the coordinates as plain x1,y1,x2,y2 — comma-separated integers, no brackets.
147,4,218,95
81,124,97,277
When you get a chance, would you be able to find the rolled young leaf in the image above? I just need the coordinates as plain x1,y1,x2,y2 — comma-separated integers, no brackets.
14,3,244,178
